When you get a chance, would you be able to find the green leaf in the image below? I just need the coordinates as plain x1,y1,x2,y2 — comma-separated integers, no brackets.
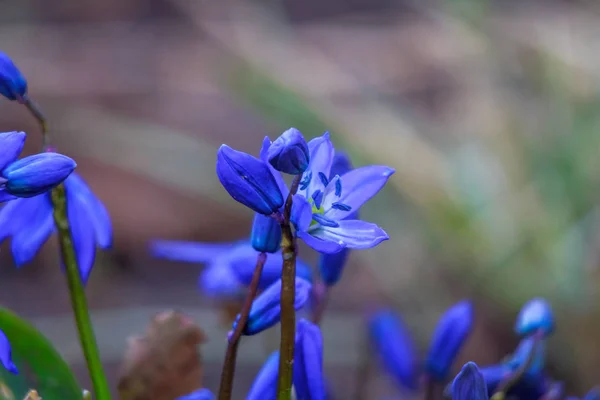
0,307,82,400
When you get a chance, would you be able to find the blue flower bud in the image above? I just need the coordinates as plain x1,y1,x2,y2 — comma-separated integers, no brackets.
515,298,554,337
216,145,284,215
247,351,279,400
251,213,282,253
451,362,487,400
266,128,309,175
232,278,312,335
176,389,215,400
425,300,473,381
0,52,27,101
0,131,26,171
3,152,77,197
0,328,18,374
368,310,418,391
293,319,326,400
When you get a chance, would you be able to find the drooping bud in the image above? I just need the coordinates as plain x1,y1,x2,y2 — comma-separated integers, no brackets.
266,128,310,175
425,300,474,381
232,278,312,335
293,319,326,400
451,362,488,400
0,52,27,101
515,298,554,338
250,213,282,253
3,152,76,197
216,145,284,215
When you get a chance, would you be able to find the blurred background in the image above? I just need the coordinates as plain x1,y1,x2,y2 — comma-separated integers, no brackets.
1,0,599,397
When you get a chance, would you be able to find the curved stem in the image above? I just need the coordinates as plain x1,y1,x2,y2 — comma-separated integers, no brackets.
218,252,267,400
22,97,49,149
276,175,302,400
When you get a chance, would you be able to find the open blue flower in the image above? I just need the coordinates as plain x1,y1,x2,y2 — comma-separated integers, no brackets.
0,172,112,283
451,362,487,400
0,328,17,374
0,52,27,101
287,133,393,254
150,239,312,298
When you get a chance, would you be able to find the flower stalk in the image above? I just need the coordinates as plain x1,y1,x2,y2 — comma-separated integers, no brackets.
25,101,111,400
276,174,302,400
219,252,268,400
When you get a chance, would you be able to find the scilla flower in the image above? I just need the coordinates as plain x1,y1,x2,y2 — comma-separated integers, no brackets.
231,278,312,336
0,172,111,283
176,388,215,400
266,128,310,175
247,351,279,399
515,298,554,338
0,327,17,374
0,132,76,200
451,362,487,400
0,52,27,101
425,300,473,381
288,132,393,254
293,319,325,400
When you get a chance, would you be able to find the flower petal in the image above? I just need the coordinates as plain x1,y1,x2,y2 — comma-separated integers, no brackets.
0,328,18,374
250,213,282,254
0,52,27,101
293,319,325,400
247,351,279,400
199,262,244,298
65,173,112,249
0,131,25,171
451,362,488,400
260,136,289,200
0,190,16,203
11,208,54,266
232,251,313,289
67,191,97,284
297,230,344,254
323,165,394,220
291,194,312,232
150,240,235,263
300,133,334,199
310,220,389,251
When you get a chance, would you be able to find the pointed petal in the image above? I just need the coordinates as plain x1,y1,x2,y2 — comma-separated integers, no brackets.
323,165,394,220
0,131,25,171
233,250,313,289
293,319,325,400
11,207,54,266
65,174,112,248
0,328,18,374
67,192,97,284
0,190,16,203
452,362,488,400
300,133,334,199
297,230,345,254
247,352,279,400
198,262,243,298
150,240,235,263
310,220,389,251
291,194,312,232
0,197,32,242
260,136,289,199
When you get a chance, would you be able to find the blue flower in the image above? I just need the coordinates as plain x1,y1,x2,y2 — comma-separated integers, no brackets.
0,52,27,101
176,389,215,400
0,328,17,374
368,309,418,391
318,151,355,285
0,172,112,283
515,298,554,337
150,240,313,298
216,144,284,215
506,336,546,377
231,278,312,335
0,132,76,200
451,362,487,400
247,351,279,400
266,128,310,175
584,387,600,400
289,133,393,254
293,319,325,400
251,213,282,253
425,300,473,381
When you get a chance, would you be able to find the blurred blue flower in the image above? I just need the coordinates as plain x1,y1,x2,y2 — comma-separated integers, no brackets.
0,132,75,200
251,213,281,254
287,133,393,254
506,336,546,377
0,328,17,374
0,52,27,101
542,382,564,400
231,278,312,335
247,351,279,400
266,128,310,175
176,388,214,400
368,309,418,391
0,172,111,283
451,362,487,400
515,298,554,337
318,151,356,285
585,387,600,400
150,240,313,298
293,319,325,400
425,300,473,381
216,144,283,215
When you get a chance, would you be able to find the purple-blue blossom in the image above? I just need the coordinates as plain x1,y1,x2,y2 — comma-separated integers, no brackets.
231,278,312,336
0,172,112,283
250,213,282,253
425,300,473,381
515,298,554,338
266,128,310,175
0,52,27,101
247,351,279,400
451,362,487,400
0,327,17,374
292,319,325,400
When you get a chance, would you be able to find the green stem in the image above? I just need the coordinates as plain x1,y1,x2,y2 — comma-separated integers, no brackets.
51,185,111,400
276,175,302,400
